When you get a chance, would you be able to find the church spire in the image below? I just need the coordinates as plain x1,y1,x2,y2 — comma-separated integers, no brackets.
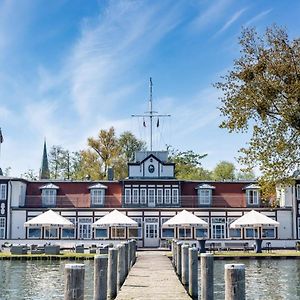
39,139,50,179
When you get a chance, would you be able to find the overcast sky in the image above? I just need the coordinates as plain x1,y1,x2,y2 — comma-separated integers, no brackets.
1,0,300,177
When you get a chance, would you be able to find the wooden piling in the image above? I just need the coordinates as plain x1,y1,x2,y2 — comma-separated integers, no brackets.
94,254,108,300
181,244,189,286
224,264,245,300
108,248,118,300
176,242,183,278
64,264,85,300
188,247,198,300
201,253,214,300
123,242,129,276
117,244,126,290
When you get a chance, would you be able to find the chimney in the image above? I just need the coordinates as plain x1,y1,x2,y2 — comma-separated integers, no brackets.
107,168,114,181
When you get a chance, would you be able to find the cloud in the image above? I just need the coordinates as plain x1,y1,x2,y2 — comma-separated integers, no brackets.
192,0,233,30
244,9,272,27
214,7,248,37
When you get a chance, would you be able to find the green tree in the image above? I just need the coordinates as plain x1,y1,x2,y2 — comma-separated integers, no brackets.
215,25,300,185
21,169,38,180
168,147,212,180
48,145,70,179
213,161,235,180
236,169,256,180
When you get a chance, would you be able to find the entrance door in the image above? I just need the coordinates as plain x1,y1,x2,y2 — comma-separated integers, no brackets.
212,224,225,239
78,218,92,239
144,217,159,247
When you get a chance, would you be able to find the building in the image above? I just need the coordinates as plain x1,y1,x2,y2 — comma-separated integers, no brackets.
0,149,298,248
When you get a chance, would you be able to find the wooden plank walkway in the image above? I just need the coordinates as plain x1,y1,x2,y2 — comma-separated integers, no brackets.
115,251,191,300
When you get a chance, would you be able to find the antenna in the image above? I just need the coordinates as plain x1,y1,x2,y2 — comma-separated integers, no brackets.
132,78,171,151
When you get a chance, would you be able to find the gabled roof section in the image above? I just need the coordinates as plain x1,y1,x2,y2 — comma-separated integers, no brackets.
88,183,108,189
243,183,260,190
195,183,216,190
128,153,175,166
39,183,59,189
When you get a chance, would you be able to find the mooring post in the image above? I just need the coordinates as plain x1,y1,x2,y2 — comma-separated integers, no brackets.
188,247,198,300
64,264,85,300
173,240,177,270
181,244,189,286
201,253,214,300
117,244,125,290
94,254,108,300
132,239,137,265
176,241,183,278
123,241,129,277
128,240,133,269
108,248,118,300
224,264,245,300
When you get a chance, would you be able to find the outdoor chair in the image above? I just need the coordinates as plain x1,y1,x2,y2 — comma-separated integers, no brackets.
45,245,60,255
11,245,28,255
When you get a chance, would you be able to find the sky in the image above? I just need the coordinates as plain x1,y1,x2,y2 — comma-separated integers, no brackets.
1,0,300,177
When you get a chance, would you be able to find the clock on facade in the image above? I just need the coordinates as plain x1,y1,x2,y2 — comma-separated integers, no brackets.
148,164,155,173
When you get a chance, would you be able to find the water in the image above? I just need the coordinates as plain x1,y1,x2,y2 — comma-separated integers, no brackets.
0,259,300,299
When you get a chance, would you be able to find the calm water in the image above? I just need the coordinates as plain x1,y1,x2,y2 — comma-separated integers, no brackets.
0,259,300,299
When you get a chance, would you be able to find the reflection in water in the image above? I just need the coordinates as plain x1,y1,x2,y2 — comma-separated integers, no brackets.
0,259,300,299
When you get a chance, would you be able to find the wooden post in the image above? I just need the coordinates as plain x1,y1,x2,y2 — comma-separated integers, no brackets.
64,264,85,300
123,241,129,276
225,264,245,300
181,244,189,286
176,242,183,278
201,253,214,300
188,247,198,300
117,244,126,290
108,248,118,300
128,240,133,269
132,239,137,264
173,240,177,270
94,255,108,300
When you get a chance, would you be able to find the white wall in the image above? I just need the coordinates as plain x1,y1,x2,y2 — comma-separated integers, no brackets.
277,210,293,239
11,210,26,239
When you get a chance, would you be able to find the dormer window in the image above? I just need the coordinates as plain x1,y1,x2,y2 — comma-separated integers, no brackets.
244,184,260,206
196,184,215,206
89,183,107,207
39,183,59,207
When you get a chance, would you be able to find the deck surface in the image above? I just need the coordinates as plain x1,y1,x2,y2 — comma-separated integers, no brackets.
115,251,191,300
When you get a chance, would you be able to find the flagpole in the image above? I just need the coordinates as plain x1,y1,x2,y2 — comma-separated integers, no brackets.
132,78,170,151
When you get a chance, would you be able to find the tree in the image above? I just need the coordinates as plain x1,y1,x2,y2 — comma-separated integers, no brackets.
48,145,70,179
215,25,300,185
168,147,212,180
213,161,235,180
21,169,38,180
88,127,120,176
236,169,256,180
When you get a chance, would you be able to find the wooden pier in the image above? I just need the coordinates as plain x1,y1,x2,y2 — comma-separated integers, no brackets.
115,251,191,300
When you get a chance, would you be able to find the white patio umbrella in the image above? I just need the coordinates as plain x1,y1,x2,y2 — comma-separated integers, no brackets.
24,209,74,228
92,209,138,240
92,209,138,228
230,210,279,253
162,210,208,228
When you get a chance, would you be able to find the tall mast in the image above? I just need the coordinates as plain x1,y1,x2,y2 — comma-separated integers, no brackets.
132,78,170,151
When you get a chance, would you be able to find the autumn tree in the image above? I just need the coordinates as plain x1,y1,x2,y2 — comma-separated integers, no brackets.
48,146,70,179
215,25,300,185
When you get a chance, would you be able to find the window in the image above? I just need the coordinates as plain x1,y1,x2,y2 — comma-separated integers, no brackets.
95,228,108,238
129,217,142,238
198,189,211,205
42,189,56,207
161,217,174,238
262,228,275,238
111,227,126,239
245,228,258,238
172,189,179,204
178,228,192,239
44,228,58,238
165,189,171,204
211,218,226,239
140,189,146,204
195,228,208,238
132,189,139,204
297,185,300,200
28,228,41,238
0,184,6,200
246,190,260,205
228,218,242,238
157,189,163,204
90,189,104,205
124,189,131,204
0,217,5,238
148,189,155,206
62,217,76,238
